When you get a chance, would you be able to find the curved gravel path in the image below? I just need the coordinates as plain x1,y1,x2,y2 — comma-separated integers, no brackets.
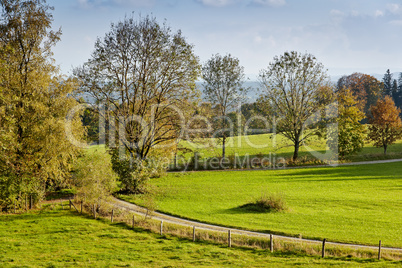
107,159,402,252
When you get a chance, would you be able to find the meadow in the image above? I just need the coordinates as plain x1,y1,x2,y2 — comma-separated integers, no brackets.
174,133,402,169
0,208,400,267
123,161,402,248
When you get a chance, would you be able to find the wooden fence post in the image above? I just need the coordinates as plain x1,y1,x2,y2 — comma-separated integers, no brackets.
228,230,231,248
378,240,381,260
111,209,114,223
322,239,326,258
193,226,196,242
270,234,273,252
69,198,71,209
132,215,135,228
80,200,83,214
69,200,79,213
160,221,163,235
93,204,96,219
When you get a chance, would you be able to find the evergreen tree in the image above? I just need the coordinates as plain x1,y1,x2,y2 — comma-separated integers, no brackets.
382,69,393,97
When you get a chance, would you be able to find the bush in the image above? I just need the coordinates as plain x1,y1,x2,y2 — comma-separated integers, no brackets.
73,148,118,206
240,193,287,212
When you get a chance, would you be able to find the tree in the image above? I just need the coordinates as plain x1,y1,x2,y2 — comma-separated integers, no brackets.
383,69,393,97
0,0,84,210
74,15,200,192
259,51,334,161
328,88,366,157
201,53,248,159
368,96,402,154
73,149,118,207
336,73,383,118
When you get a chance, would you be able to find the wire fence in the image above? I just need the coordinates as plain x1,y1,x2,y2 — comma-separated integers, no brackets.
61,197,402,262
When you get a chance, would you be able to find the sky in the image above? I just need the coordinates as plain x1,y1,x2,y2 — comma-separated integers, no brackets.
48,0,402,80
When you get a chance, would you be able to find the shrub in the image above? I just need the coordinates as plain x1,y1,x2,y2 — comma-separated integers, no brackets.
240,193,287,212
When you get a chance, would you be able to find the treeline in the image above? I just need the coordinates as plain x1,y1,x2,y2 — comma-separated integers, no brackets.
1,0,402,211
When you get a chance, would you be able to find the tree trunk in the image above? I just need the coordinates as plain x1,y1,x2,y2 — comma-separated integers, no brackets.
222,136,226,159
293,140,300,161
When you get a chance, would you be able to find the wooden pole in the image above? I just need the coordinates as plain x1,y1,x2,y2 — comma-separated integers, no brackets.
270,234,273,252
322,239,326,258
111,209,114,223
69,200,79,213
193,226,196,242
228,230,231,248
378,240,381,260
132,215,135,228
160,221,163,235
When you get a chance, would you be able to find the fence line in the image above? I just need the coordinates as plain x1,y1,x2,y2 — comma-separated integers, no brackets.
65,198,402,261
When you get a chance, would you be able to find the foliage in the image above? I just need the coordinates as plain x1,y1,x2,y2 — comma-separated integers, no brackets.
328,88,366,157
202,53,249,158
109,148,165,194
259,51,334,161
368,96,402,154
337,73,383,118
74,14,200,160
73,149,118,206
0,0,84,209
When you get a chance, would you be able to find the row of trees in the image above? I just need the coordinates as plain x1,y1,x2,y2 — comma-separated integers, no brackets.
1,1,402,206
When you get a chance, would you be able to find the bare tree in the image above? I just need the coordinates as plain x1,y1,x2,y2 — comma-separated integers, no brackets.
259,51,334,161
201,53,248,159
74,15,200,160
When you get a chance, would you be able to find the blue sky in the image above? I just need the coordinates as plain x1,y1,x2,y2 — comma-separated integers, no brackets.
49,0,402,80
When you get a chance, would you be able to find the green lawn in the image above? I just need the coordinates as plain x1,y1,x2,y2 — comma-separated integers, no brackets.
123,162,402,248
2,209,398,267
178,133,402,163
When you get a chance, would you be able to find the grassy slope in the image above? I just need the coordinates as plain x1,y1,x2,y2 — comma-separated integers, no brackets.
179,133,402,161
1,209,397,267
125,162,402,248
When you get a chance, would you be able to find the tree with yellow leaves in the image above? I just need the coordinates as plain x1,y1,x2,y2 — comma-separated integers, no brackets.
368,96,402,155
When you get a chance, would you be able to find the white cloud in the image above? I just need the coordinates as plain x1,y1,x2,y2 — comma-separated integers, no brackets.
374,10,384,18
196,0,236,7
387,4,402,15
390,20,402,26
252,0,286,7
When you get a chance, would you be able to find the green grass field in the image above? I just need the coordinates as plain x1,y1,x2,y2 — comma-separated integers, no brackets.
1,208,400,267
178,133,402,163
122,161,402,248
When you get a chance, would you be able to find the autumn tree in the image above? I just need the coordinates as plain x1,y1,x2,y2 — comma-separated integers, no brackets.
0,0,84,210
337,73,383,118
202,53,248,158
368,96,402,154
328,88,366,157
259,51,334,161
